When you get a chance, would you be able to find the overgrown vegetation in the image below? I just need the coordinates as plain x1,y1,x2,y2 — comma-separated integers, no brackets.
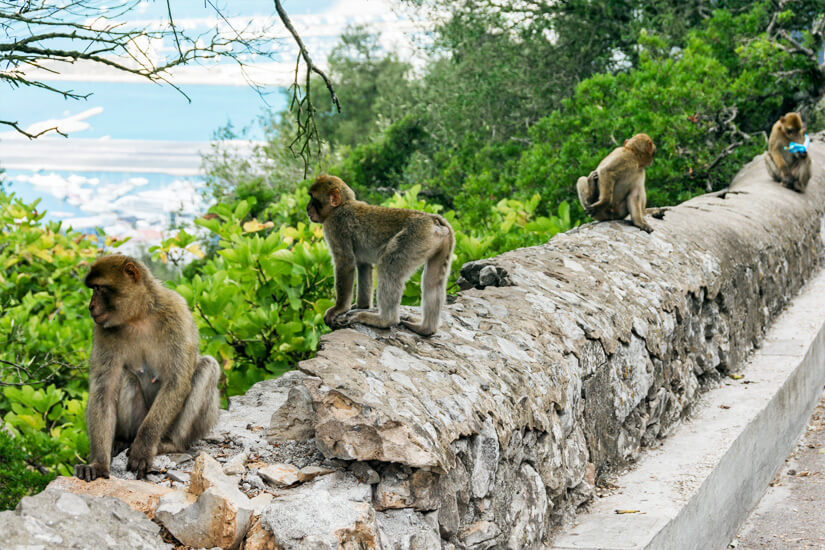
3,0,825,509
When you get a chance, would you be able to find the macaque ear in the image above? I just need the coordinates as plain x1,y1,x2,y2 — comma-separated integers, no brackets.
780,115,786,123
329,188,342,208
624,139,629,147
124,262,141,283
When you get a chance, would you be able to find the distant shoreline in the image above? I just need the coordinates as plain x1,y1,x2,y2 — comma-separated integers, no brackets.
0,138,260,176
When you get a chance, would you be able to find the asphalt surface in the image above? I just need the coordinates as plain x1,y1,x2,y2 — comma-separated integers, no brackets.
733,387,825,549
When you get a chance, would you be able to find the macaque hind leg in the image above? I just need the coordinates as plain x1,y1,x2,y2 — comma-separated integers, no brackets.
628,188,653,233
401,242,452,337
355,263,374,309
160,356,221,453
347,230,424,330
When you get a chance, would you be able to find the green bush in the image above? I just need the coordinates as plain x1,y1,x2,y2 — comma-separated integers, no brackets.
0,430,56,511
3,385,87,476
154,198,334,396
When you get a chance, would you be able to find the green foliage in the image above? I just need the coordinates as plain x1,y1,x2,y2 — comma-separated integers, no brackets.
0,192,103,383
155,199,334,396
3,385,87,476
0,190,108,504
339,115,427,192
0,430,56,511
313,25,419,152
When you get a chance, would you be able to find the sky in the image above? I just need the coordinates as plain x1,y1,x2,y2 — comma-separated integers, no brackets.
0,0,423,249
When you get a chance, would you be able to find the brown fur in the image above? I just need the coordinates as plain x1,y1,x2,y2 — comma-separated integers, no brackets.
75,255,220,481
307,175,455,337
766,112,811,193
576,133,656,233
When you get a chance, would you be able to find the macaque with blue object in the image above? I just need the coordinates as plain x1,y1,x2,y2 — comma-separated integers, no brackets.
766,112,812,193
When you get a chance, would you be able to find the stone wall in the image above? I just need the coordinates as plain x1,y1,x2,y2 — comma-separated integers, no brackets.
3,143,825,550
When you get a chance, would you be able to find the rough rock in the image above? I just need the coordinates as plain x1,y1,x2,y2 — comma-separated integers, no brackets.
374,464,413,510
155,453,257,549
469,417,499,499
258,463,299,487
297,464,336,482
47,475,173,519
376,509,441,550
267,382,316,442
242,519,279,550
224,451,248,476
349,461,381,484
259,471,378,549
0,487,171,549
458,520,501,548
274,145,825,544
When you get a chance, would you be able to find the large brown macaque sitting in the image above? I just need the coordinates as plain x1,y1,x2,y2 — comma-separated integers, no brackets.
576,133,657,233
766,112,811,193
307,174,455,337
75,255,220,481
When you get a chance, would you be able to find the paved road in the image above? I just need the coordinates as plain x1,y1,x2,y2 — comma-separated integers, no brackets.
733,388,825,549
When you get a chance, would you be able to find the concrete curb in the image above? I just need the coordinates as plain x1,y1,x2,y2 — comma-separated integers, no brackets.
551,265,825,550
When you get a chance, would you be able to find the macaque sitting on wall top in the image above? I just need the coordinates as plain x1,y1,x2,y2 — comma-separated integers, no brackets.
576,133,657,233
766,112,811,193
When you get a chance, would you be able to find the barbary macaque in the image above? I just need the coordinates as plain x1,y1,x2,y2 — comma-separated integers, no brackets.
306,174,455,336
577,133,657,232
75,255,220,481
766,112,811,193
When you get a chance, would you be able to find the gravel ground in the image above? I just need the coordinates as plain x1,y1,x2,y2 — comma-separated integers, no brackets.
733,387,825,550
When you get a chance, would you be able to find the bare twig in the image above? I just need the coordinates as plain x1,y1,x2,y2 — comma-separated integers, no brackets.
274,0,340,114
0,119,66,138
0,357,75,387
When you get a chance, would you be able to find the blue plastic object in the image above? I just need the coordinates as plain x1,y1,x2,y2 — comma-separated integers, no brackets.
787,134,810,155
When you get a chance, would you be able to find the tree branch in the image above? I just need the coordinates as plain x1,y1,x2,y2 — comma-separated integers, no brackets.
274,0,341,114
0,119,66,139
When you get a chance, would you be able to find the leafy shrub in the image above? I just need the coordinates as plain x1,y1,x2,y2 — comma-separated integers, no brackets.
0,192,103,388
154,199,334,396
0,430,56,511
3,385,88,476
339,115,427,192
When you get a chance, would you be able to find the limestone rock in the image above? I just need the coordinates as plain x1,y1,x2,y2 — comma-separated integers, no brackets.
224,451,248,476
260,471,377,549
156,487,252,549
505,463,548,549
47,475,172,519
376,509,441,550
259,463,299,487
437,458,470,538
242,519,278,550
267,383,315,442
470,418,500,499
374,464,412,510
297,465,336,482
0,487,171,549
349,461,380,484
458,520,501,549
155,453,257,549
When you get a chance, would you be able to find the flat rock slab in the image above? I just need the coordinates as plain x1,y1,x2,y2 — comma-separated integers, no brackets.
0,487,171,549
551,265,825,550
47,475,172,518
